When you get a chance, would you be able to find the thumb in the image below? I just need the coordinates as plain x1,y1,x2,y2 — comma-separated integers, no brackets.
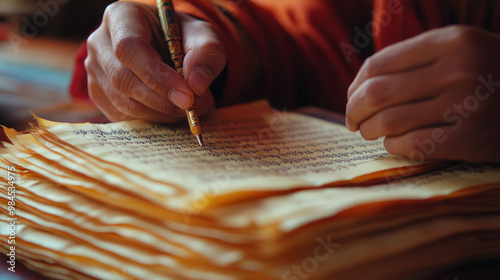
180,14,227,96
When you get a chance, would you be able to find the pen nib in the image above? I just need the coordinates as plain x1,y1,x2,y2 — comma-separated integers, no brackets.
196,135,204,147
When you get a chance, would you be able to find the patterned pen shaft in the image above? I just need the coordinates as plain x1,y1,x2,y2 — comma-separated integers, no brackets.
157,0,204,146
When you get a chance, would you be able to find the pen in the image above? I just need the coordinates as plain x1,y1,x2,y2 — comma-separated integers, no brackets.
157,0,204,147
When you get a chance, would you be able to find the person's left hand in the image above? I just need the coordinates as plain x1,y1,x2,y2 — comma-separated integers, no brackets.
346,25,500,163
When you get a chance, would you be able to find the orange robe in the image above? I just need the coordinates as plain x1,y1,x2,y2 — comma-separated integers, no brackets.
70,0,500,113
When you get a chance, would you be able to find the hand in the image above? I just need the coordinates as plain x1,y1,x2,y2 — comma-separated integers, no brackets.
85,1,226,122
346,25,500,162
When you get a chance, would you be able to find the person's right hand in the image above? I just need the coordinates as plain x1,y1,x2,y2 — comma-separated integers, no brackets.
85,1,227,122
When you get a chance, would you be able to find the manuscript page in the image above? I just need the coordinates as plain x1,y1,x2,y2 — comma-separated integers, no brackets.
33,101,434,207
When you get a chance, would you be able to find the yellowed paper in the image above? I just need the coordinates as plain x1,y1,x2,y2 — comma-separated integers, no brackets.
27,101,433,209
2,100,500,280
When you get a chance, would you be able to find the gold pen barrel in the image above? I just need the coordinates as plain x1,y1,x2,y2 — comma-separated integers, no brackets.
157,0,185,77
157,0,204,146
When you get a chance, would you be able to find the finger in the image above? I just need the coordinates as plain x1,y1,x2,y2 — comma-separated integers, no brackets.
384,125,479,162
105,2,195,109
106,86,186,122
86,64,132,122
90,27,188,118
87,55,186,122
180,13,227,96
88,86,131,123
348,28,447,99
346,65,442,131
358,95,452,140
86,34,128,122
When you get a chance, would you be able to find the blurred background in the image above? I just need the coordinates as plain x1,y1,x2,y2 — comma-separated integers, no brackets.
0,0,114,140
0,3,114,278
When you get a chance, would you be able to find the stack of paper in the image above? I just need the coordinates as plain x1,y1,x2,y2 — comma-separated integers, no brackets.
1,101,500,280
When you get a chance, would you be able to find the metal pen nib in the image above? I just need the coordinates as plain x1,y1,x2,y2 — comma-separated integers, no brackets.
196,135,204,147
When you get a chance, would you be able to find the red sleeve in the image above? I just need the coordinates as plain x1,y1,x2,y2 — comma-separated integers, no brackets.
176,0,500,112
174,0,371,113
0,23,7,41
69,42,90,101
69,0,370,113
70,0,500,112
373,0,500,51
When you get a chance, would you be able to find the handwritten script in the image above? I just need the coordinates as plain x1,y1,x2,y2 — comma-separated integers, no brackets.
66,110,388,183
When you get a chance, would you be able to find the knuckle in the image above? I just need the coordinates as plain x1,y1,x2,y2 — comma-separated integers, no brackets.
85,30,105,56
150,97,170,112
113,36,142,65
140,65,164,92
377,112,398,134
116,96,141,117
103,2,124,19
443,25,484,53
447,25,477,42
109,65,134,93
124,102,141,117
362,57,378,78
383,137,405,156
129,85,148,101
159,95,190,118
362,78,385,107
86,31,98,48
444,69,473,87
358,126,373,140
84,57,94,74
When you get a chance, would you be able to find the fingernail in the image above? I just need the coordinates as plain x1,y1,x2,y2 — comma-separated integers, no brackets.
169,90,192,110
189,67,212,96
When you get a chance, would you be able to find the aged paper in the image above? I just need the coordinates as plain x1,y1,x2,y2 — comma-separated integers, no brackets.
2,162,499,280
29,101,432,208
